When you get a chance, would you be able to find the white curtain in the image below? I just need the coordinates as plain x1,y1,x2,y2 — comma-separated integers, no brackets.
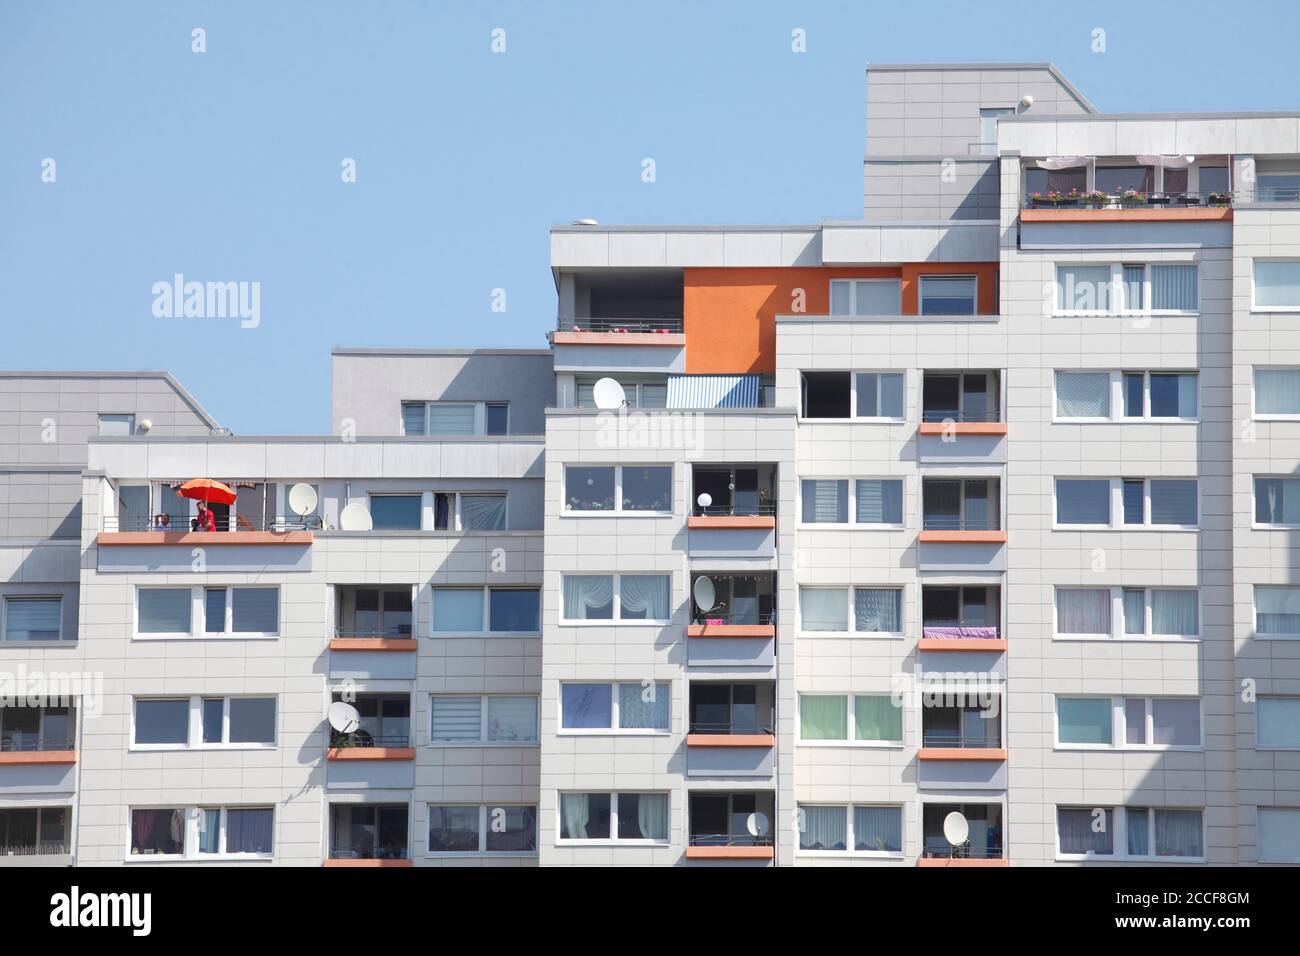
1058,588,1111,634
1257,478,1300,524
561,794,590,839
1151,589,1198,636
562,575,613,620
1153,809,1203,857
1136,154,1195,170
1254,369,1300,415
1037,156,1090,170
1056,372,1110,417
800,588,848,632
461,494,506,531
1122,588,1146,634
635,794,668,841
1151,265,1198,310
1058,808,1113,854
618,683,669,730
854,807,902,852
619,575,669,620
1257,586,1300,635
854,589,901,633
1126,808,1150,855
800,806,847,850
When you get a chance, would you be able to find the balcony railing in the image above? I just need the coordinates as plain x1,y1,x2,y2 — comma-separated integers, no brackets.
920,408,1001,423
921,625,1000,640
329,732,411,749
921,515,999,532
922,842,1003,860
1249,185,1300,203
688,721,774,735
0,841,70,857
921,728,1001,749
1024,190,1233,209
0,734,75,753
104,514,321,533
328,847,409,861
692,501,777,518
332,626,414,640
557,317,684,334
691,610,777,627
688,832,775,848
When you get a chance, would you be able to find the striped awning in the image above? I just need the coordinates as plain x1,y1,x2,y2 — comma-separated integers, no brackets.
666,374,761,409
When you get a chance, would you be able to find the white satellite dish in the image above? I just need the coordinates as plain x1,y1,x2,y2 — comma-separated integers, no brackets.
592,377,627,410
327,701,361,734
287,483,318,517
339,502,373,531
696,492,712,509
692,576,717,613
746,811,770,838
943,811,970,847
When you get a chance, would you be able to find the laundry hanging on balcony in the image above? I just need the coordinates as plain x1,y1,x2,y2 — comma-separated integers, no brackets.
666,374,760,409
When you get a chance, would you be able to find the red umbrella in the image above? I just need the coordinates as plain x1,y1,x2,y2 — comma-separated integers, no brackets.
175,478,237,506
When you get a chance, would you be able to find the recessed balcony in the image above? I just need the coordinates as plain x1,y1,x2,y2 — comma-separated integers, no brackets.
0,707,76,766
326,694,414,762
1020,154,1235,222
551,316,685,346
918,371,1006,437
686,683,776,775
326,804,410,865
918,704,1005,761
329,587,418,653
0,807,70,866
918,478,1005,544
99,510,314,545
688,573,776,639
918,585,1006,651
919,803,1005,866
685,791,776,862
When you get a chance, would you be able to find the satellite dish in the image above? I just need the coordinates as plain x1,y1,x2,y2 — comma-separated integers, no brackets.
572,218,600,226
943,811,970,847
327,701,361,734
288,483,318,517
138,419,152,433
746,811,770,838
592,377,627,410
696,492,712,509
692,576,716,613
339,502,373,531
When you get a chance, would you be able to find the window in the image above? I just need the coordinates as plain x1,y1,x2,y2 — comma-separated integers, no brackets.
1144,479,1198,526
1258,809,1300,862
799,586,902,635
129,808,186,857
337,588,412,638
429,805,537,855
797,804,902,854
919,276,976,316
2,596,63,642
1253,260,1300,310
1024,165,1086,198
0,705,74,752
560,574,669,623
1055,697,1200,749
1143,372,1197,419
199,807,274,857
1058,806,1204,860
133,696,275,748
1255,477,1300,525
856,372,905,419
485,403,509,436
559,682,670,732
1056,263,1198,314
563,465,672,512
401,401,508,436
829,278,901,316
1257,173,1300,202
97,414,135,436
430,491,508,531
137,588,192,635
1254,368,1300,416
856,479,903,524
1055,588,1111,638
799,369,906,419
429,695,539,744
1095,165,1153,195
798,694,902,744
1123,588,1199,638
1255,586,1300,637
329,804,408,860
0,807,67,855
430,587,540,634
1258,698,1300,749
574,378,667,409
1055,478,1197,528
1056,265,1111,312
801,479,847,523
558,792,669,843
1055,372,1111,418
801,372,850,418
369,494,422,530
1054,479,1110,525
137,587,278,638
921,371,998,423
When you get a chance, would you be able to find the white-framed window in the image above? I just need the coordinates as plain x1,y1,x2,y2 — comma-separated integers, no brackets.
1,595,64,642
558,682,671,733
135,586,279,639
1254,585,1300,638
1258,808,1300,862
1252,259,1300,311
1055,370,1197,421
1054,586,1199,640
368,493,422,530
796,804,903,855
799,478,903,526
400,401,509,436
432,491,508,531
557,792,669,844
129,806,274,860
1054,696,1201,750
1056,806,1204,861
799,586,903,636
829,278,901,316
97,413,136,436
1055,262,1198,315
1254,476,1300,527
797,693,903,745
560,574,670,623
1258,698,1300,749
428,804,537,856
429,695,539,744
574,377,667,410
918,275,977,316
799,371,905,420
1253,367,1300,418
131,696,277,750
1054,478,1198,529
563,464,673,513
430,586,540,635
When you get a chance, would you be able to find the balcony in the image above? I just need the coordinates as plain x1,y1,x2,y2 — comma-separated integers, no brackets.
918,585,1005,652
686,683,775,777
0,707,76,766
1019,155,1237,223
326,693,415,791
99,512,314,545
687,573,776,640
329,588,418,678
326,803,411,866
685,791,776,862
0,807,71,866
919,478,1004,542
919,371,1005,440
551,316,686,347
919,705,1004,760
919,803,1005,867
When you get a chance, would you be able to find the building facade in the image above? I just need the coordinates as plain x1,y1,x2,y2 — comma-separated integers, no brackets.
2,62,1300,866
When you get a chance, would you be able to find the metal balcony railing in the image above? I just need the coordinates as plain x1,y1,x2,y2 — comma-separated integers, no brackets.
922,840,1003,860
691,609,777,627
329,732,411,749
921,515,1000,532
328,846,409,861
692,501,778,518
921,728,1001,749
920,408,1001,423
921,624,1000,640
688,721,774,736
332,626,414,640
0,841,70,857
688,832,775,847
557,317,684,334
104,514,322,533
0,733,75,752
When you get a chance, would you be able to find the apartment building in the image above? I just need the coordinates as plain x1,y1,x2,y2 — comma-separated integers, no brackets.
3,61,1300,867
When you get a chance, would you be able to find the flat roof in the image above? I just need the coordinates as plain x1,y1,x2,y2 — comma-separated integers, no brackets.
0,369,222,430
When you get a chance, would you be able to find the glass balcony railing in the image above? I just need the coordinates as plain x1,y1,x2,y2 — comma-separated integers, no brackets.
557,317,683,333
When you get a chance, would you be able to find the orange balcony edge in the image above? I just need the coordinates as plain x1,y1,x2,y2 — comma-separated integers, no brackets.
686,623,776,639
686,733,776,748
98,531,313,546
687,515,776,530
323,858,413,868
917,747,1007,762
917,857,1009,867
917,422,1008,436
329,638,419,652
918,530,1008,544
0,750,76,766
551,331,686,347
918,638,1008,652
685,845,775,860
1020,207,1232,222
326,747,416,761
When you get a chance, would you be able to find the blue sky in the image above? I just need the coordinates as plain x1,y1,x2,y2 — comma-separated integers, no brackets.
2,0,1297,433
